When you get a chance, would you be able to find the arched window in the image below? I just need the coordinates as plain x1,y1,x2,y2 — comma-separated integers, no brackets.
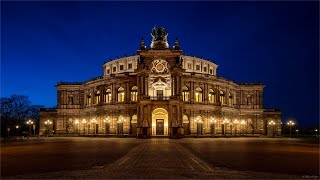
86,93,92,105
228,92,233,105
131,86,138,102
208,89,216,103
95,91,101,104
182,86,189,101
220,91,225,105
117,87,125,102
104,89,111,103
195,87,203,102
247,95,252,105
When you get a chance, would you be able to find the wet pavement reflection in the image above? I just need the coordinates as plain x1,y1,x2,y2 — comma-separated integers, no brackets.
1,137,319,179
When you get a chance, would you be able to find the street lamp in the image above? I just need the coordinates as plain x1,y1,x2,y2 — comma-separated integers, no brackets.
296,129,299,135
315,129,318,136
82,119,87,134
287,120,295,138
26,119,34,136
268,120,276,137
44,120,52,137
75,119,79,134
103,117,110,135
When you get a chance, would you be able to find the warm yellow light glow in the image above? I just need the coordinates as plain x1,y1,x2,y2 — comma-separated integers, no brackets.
26,119,34,125
269,120,275,125
45,120,52,125
287,120,295,126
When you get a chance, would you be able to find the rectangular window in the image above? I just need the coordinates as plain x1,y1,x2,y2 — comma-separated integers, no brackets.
113,67,116,72
187,63,192,69
196,65,200,71
120,65,124,71
203,67,207,72
107,69,110,74
128,63,132,69
210,69,213,74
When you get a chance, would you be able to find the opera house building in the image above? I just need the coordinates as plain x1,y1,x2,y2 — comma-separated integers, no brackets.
40,27,282,137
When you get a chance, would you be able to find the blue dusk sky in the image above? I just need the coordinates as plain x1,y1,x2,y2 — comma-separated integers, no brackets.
1,1,319,126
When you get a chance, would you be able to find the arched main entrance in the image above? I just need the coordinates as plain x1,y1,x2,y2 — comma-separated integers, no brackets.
152,108,168,135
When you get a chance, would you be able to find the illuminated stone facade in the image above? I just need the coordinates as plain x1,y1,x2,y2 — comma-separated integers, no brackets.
39,27,281,137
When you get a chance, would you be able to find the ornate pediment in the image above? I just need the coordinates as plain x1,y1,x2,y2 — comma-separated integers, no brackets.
150,59,169,74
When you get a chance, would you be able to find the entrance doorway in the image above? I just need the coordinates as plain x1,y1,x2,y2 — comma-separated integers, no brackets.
152,108,168,135
157,90,163,100
117,123,123,135
197,123,203,135
156,119,164,135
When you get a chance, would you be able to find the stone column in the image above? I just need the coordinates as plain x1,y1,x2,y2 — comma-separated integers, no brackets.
126,82,130,103
145,75,148,96
137,75,141,100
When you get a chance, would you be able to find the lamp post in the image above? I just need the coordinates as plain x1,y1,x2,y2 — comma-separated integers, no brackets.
296,129,299,135
315,129,318,136
44,120,52,137
287,120,295,138
103,117,110,135
268,120,276,137
91,118,97,135
82,119,87,134
75,119,79,134
26,119,34,136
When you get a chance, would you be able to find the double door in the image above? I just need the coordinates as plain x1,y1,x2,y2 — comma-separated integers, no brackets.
156,119,164,135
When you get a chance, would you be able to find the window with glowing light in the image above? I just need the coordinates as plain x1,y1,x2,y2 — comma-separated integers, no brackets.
86,93,92,105
95,91,101,104
208,89,216,103
104,89,111,103
117,87,125,102
195,87,203,102
228,92,233,105
182,86,189,101
220,91,225,105
131,86,138,101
